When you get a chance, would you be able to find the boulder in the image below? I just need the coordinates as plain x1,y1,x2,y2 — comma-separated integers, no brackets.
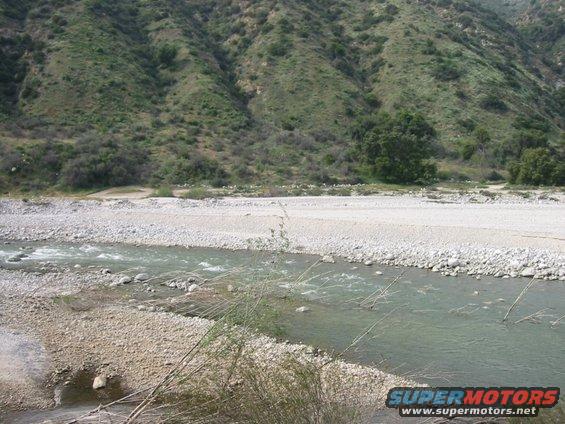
447,258,460,268
135,273,149,282
520,267,536,278
187,284,200,292
119,276,133,285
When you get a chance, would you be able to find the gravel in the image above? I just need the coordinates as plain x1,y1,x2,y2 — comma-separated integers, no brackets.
0,269,416,412
0,193,563,280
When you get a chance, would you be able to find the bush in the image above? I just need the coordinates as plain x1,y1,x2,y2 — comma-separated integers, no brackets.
432,61,461,81
182,187,216,200
157,44,179,67
155,153,229,186
506,129,549,158
61,135,147,189
152,186,175,197
479,93,508,113
459,140,476,160
356,110,437,183
508,148,564,186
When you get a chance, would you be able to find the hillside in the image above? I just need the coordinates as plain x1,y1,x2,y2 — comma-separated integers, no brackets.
0,0,563,190
478,0,564,73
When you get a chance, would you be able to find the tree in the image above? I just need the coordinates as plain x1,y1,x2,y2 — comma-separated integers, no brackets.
357,110,437,183
511,129,549,157
508,148,564,186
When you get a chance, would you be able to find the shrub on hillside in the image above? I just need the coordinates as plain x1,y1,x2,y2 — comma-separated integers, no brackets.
508,148,564,186
479,93,508,113
507,129,549,158
61,135,147,189
157,44,179,67
0,140,73,190
432,60,461,81
155,153,229,187
356,110,437,183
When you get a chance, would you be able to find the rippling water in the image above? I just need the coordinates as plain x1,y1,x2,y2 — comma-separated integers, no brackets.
2,241,564,388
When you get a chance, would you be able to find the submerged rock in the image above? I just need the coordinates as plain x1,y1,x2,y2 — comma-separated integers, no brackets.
321,255,335,264
7,253,28,263
295,306,311,313
135,273,149,282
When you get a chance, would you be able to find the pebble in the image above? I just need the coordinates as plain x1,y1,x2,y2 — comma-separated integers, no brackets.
92,375,107,390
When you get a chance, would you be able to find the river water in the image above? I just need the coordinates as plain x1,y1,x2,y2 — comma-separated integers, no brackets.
2,241,564,389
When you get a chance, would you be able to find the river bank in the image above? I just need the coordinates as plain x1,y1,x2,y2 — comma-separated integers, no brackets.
0,267,414,420
1,190,564,280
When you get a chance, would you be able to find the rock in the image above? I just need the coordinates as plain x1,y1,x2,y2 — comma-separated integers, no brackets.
321,255,335,264
7,253,27,263
374,271,383,276
447,258,460,267
521,267,536,278
363,260,373,266
135,273,149,282
187,284,200,292
119,276,133,284
92,375,107,390
295,306,311,313
227,284,236,293
100,268,111,274
385,254,395,261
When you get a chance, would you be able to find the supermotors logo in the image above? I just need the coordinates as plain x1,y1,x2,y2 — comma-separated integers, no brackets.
386,387,560,417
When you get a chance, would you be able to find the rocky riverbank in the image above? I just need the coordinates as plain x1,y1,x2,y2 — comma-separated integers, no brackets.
0,267,414,420
1,191,564,281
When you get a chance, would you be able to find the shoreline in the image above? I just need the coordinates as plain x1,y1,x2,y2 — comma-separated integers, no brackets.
0,267,416,417
1,193,564,280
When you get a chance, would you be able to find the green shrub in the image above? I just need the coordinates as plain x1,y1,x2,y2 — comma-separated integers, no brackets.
152,186,175,197
459,140,476,160
155,153,229,186
61,135,147,189
157,44,179,67
356,110,437,183
479,93,508,113
508,148,564,186
506,129,549,158
432,61,461,81
181,187,216,200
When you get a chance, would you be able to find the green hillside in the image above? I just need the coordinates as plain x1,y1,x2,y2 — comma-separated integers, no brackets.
0,0,563,190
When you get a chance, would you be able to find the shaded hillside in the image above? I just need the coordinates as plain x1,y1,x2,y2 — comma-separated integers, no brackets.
0,0,563,190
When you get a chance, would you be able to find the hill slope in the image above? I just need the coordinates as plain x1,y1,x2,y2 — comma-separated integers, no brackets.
0,0,563,190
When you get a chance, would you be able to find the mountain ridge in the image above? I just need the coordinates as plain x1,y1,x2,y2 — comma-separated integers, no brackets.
0,0,563,190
